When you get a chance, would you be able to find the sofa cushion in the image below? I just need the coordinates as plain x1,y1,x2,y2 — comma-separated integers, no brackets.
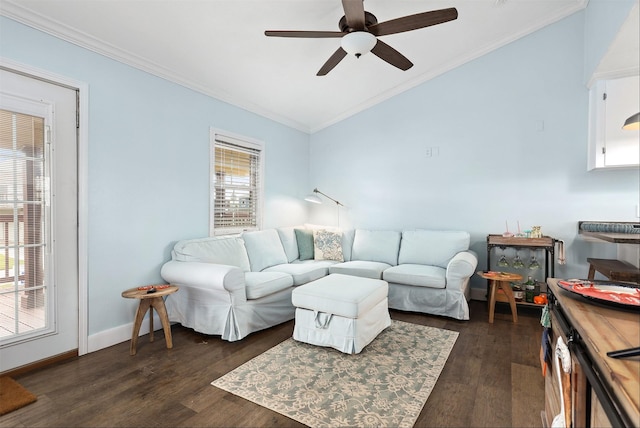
244,271,293,299
314,229,344,262
264,263,328,286
241,229,289,272
171,236,251,272
291,259,339,269
292,274,388,318
329,260,391,280
277,227,299,263
294,228,314,260
399,230,470,268
352,229,401,266
383,264,447,289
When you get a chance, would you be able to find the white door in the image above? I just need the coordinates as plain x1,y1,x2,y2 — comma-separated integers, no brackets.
0,68,78,373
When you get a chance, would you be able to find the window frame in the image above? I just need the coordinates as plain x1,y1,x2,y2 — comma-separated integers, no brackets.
209,128,264,236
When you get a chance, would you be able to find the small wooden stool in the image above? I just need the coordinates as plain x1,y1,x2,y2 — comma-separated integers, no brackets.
587,258,640,284
477,271,522,323
121,285,178,355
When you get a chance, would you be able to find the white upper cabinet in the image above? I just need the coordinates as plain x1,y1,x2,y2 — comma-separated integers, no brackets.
588,75,640,170
586,2,639,171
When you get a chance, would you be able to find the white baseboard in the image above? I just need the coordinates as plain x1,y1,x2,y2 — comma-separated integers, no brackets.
87,313,162,353
89,287,489,353
470,286,487,302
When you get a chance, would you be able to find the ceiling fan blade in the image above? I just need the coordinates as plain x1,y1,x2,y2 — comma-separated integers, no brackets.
371,40,413,71
342,0,366,30
369,7,458,37
317,47,348,76
265,30,344,38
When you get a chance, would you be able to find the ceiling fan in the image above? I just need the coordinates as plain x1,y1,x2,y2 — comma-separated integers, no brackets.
265,0,458,76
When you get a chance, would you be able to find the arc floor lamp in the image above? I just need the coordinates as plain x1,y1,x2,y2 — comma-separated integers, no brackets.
304,188,343,206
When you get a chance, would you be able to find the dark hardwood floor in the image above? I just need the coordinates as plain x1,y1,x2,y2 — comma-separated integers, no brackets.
1,300,545,427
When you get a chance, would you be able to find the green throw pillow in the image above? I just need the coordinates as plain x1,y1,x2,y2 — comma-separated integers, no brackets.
294,228,314,260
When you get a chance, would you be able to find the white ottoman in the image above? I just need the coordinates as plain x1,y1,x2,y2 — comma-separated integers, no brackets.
291,274,391,354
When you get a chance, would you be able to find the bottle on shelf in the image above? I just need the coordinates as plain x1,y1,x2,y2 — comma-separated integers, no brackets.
512,284,524,302
525,276,536,303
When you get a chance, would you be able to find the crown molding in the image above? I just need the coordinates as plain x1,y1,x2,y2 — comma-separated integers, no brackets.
2,0,587,135
0,1,312,133
309,0,588,132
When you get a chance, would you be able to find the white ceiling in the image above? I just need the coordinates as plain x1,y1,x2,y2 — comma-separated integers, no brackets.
592,2,640,84
0,0,607,133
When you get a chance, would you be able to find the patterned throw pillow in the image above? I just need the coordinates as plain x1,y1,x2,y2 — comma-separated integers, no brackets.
313,229,344,262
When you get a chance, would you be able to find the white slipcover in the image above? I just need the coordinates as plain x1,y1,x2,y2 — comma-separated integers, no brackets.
292,274,391,354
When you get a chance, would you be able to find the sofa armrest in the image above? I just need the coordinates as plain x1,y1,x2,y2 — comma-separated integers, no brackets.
161,261,245,294
445,250,478,284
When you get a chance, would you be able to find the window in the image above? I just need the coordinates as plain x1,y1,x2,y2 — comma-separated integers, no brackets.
210,129,264,236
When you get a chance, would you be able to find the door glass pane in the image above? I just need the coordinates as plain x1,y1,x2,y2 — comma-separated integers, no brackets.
0,109,47,340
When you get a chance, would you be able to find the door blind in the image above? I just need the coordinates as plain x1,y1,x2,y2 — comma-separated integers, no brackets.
0,108,48,339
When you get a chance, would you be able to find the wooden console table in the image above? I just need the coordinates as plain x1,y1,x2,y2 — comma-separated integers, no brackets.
486,234,556,308
587,257,640,283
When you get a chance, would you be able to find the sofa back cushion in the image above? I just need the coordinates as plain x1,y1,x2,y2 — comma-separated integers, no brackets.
242,229,289,272
277,227,299,262
399,230,470,268
172,236,251,272
341,229,355,262
351,229,401,266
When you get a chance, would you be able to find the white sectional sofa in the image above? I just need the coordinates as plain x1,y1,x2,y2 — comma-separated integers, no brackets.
160,226,478,341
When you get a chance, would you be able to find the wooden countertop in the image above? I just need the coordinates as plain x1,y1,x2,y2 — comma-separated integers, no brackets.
578,230,640,244
578,221,640,244
547,278,640,425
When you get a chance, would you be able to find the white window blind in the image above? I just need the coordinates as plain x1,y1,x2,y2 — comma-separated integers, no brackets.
210,131,263,236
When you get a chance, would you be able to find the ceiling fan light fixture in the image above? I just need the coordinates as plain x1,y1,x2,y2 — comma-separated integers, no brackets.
341,31,376,58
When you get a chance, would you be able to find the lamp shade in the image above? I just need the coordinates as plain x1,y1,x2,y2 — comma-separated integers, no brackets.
304,188,343,206
623,112,640,130
341,31,377,58
304,193,322,204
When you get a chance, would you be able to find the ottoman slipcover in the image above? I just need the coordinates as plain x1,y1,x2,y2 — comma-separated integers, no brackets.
291,274,391,354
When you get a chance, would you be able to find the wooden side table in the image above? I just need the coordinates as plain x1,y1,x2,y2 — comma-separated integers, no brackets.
477,271,522,323
121,285,178,355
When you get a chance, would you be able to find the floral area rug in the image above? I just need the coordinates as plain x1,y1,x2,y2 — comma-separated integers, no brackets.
211,320,458,428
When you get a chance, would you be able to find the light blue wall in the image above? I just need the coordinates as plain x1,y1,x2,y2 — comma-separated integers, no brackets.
1,17,311,335
309,10,639,292
1,0,637,338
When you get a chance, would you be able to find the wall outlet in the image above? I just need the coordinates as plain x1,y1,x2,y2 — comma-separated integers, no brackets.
425,146,440,157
